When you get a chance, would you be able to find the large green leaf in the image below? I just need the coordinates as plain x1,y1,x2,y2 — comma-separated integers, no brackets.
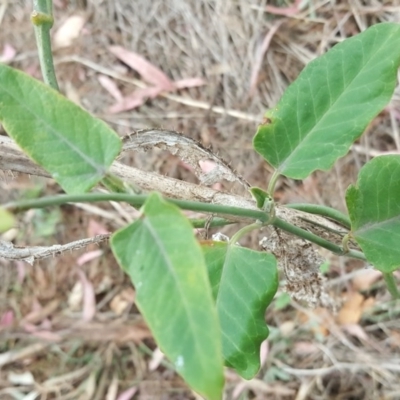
111,193,224,400
202,241,278,379
346,155,400,272
254,23,400,179
0,64,121,194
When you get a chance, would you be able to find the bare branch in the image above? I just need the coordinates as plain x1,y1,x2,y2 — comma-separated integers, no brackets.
0,135,348,243
121,128,250,188
0,234,110,265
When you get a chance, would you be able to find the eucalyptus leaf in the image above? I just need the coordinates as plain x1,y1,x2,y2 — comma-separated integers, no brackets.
202,241,278,379
0,64,121,194
111,193,224,400
254,23,400,179
346,155,400,272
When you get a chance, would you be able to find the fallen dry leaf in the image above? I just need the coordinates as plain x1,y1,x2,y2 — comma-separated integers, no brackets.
109,45,174,90
87,219,110,237
108,47,206,113
77,269,96,322
108,86,163,114
0,310,14,328
98,74,123,101
76,249,103,266
53,14,86,49
336,292,365,325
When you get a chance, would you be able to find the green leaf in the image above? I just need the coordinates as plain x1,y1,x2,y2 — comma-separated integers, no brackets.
111,193,224,400
0,208,15,233
249,187,272,210
202,241,278,379
0,64,121,194
346,155,400,272
253,23,400,179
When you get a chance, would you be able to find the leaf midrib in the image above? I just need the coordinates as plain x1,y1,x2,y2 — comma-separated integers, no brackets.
0,80,106,175
144,217,214,376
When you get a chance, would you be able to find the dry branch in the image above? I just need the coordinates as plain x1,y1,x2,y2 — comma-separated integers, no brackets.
0,118,360,311
0,234,110,265
0,134,347,244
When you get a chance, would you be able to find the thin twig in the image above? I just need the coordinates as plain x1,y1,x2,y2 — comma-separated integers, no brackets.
0,234,110,264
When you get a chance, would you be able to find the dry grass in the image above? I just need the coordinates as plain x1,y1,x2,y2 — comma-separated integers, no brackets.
1,0,400,399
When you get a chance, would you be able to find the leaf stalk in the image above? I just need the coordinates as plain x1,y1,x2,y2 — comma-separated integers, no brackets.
286,203,351,229
382,272,400,299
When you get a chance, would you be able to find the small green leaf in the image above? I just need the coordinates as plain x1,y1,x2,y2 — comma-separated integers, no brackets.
0,208,15,233
249,187,272,210
111,193,224,400
202,241,278,379
346,155,400,272
254,23,400,179
0,64,121,194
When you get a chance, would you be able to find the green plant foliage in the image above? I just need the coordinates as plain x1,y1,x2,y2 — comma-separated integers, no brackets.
346,155,400,272
249,187,272,209
0,64,121,194
253,23,400,180
0,208,14,233
201,240,278,379
111,193,224,400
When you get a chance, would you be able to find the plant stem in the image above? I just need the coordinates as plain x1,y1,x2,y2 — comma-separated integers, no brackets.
230,221,262,245
382,272,400,299
3,193,269,222
31,0,59,90
3,192,370,261
285,203,351,229
190,217,235,229
267,170,280,195
271,216,366,261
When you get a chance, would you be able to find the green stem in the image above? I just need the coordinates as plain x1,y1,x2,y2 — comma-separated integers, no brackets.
31,0,59,90
230,221,262,244
382,272,400,299
267,170,280,196
272,216,366,261
4,193,370,261
3,193,268,222
285,203,351,229
190,217,235,229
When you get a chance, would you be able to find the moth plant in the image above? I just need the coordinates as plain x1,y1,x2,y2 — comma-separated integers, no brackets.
0,1,400,399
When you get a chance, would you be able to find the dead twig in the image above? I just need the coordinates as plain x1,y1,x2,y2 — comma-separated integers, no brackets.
0,234,110,265
121,128,250,188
